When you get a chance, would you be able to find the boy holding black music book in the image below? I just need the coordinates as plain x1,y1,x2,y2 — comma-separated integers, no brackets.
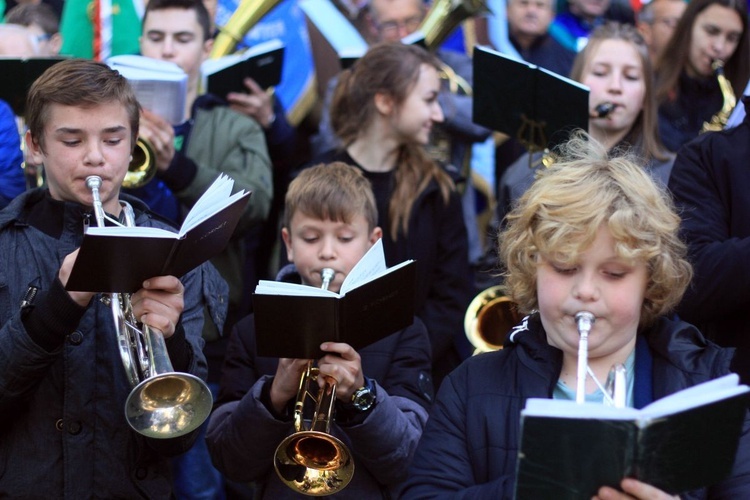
403,134,750,499
206,162,434,498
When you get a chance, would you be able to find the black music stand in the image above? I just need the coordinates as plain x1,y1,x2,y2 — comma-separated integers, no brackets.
472,46,589,164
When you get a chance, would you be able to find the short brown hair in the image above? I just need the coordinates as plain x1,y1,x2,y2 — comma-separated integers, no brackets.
500,133,692,328
284,162,378,231
25,58,140,154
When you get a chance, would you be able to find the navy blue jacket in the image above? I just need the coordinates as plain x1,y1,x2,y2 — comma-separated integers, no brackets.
668,102,750,348
402,313,750,498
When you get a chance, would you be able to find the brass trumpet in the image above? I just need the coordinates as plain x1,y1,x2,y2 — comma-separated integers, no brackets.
86,175,213,438
464,285,523,354
273,268,354,496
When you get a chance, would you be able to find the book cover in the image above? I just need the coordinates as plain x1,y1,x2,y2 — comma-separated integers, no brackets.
514,374,750,499
107,54,188,125
299,0,367,97
202,39,285,96
253,240,416,359
65,174,251,293
472,46,589,152
0,57,67,116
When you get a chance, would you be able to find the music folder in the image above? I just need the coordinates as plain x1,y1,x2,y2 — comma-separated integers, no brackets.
65,174,251,293
514,374,750,499
253,240,416,359
472,46,589,153
0,57,67,116
201,39,285,96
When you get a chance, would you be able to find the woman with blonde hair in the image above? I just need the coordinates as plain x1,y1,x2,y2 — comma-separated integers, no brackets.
499,22,671,224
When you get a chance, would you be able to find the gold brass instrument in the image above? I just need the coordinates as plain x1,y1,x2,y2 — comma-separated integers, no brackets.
464,285,523,354
702,59,737,133
210,0,284,59
273,268,354,496
85,175,213,438
123,137,157,189
419,0,490,53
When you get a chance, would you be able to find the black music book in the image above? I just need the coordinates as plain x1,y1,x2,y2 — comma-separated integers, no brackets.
65,174,251,293
202,39,285,96
253,240,416,359
514,374,750,499
472,46,589,153
0,57,67,116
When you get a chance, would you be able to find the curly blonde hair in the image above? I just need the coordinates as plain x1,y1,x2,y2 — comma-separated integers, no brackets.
499,133,692,328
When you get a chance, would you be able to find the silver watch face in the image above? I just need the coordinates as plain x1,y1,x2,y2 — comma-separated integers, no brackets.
352,387,376,411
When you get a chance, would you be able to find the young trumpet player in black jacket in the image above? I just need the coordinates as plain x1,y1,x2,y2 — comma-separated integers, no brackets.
0,59,225,499
403,134,750,499
206,162,433,499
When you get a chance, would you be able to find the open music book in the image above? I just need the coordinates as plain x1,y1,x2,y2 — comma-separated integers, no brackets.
65,174,251,293
201,38,285,96
515,374,750,499
253,239,416,358
473,46,589,153
107,54,188,124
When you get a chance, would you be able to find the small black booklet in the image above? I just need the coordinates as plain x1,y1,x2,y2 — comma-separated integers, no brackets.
514,374,750,499
0,57,67,116
202,39,285,96
472,46,589,153
253,239,416,359
66,174,251,293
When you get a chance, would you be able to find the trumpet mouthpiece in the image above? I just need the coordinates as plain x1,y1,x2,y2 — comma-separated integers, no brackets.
575,311,595,336
321,268,335,290
85,175,102,190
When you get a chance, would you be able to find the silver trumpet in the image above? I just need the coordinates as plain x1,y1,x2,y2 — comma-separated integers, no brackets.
85,175,212,439
575,311,595,404
574,311,627,408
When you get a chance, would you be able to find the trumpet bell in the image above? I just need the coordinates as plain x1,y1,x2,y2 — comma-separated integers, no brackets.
274,430,354,496
464,285,522,354
124,138,157,189
124,372,213,439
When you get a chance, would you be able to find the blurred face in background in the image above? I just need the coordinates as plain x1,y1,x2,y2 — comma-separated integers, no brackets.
638,0,686,63
686,3,743,78
507,0,555,43
582,39,646,146
140,7,212,86
368,0,425,42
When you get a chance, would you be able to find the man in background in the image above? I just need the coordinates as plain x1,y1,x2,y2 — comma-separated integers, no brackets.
5,2,63,56
507,0,576,79
636,0,686,64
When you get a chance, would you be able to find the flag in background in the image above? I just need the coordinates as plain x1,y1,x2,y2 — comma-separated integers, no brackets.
60,0,143,59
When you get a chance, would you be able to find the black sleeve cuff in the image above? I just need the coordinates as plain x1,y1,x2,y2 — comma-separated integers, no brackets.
158,151,198,192
21,278,88,352
164,322,192,372
260,377,292,421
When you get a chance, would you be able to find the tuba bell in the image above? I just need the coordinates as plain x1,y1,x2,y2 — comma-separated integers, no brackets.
464,285,523,354
210,0,284,59
86,175,213,438
273,268,354,496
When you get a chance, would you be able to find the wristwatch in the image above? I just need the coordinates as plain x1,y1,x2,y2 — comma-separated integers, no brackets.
350,378,377,412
